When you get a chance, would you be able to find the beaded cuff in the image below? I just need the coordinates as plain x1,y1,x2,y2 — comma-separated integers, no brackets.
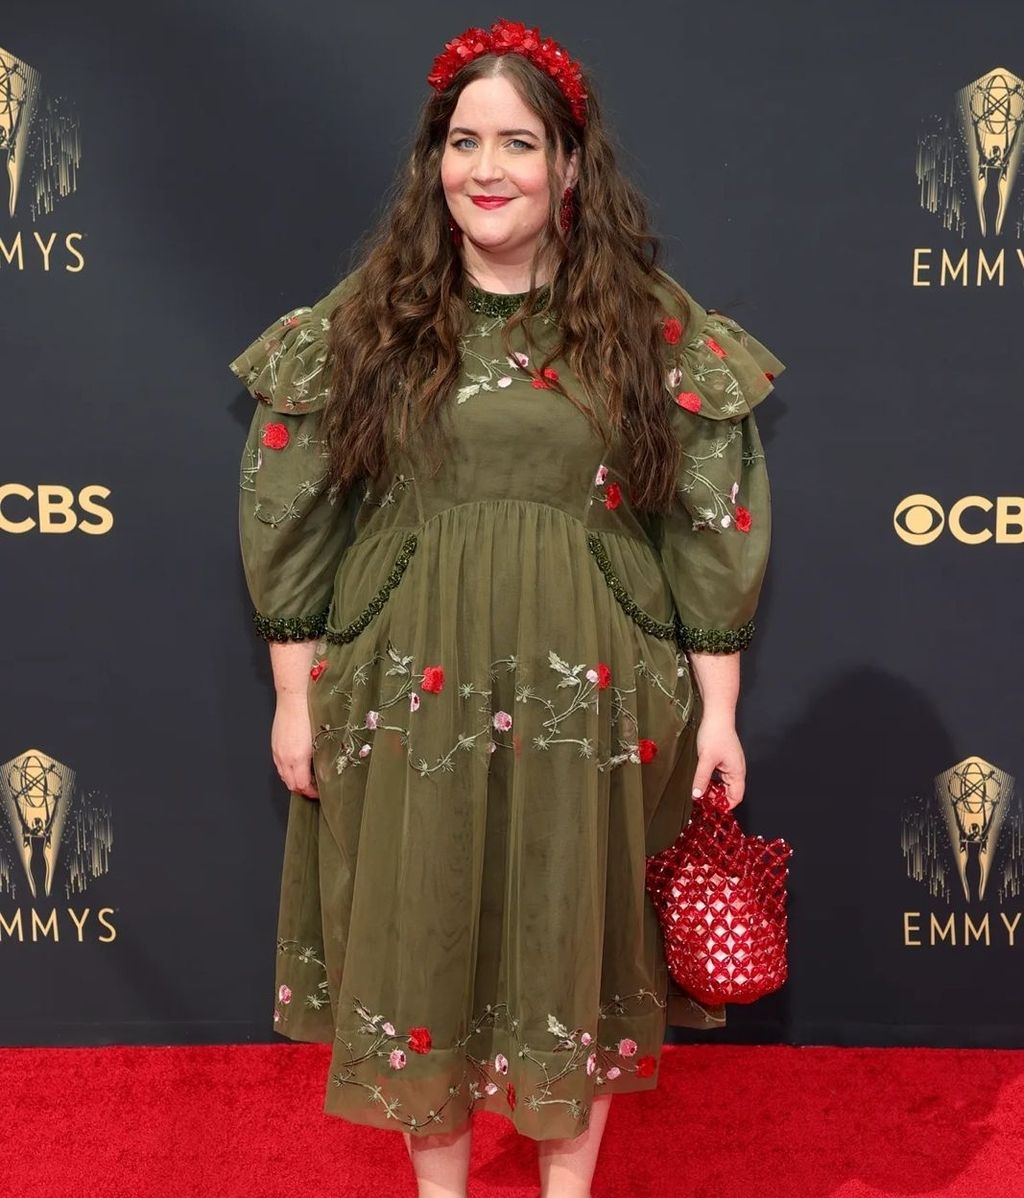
677,620,755,654
585,532,679,642
324,532,419,645
252,606,329,642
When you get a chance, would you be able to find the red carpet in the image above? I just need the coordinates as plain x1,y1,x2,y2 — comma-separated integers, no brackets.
1,1042,1021,1197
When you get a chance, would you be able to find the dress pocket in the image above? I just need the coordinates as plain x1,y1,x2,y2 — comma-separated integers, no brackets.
585,531,681,647
323,531,419,645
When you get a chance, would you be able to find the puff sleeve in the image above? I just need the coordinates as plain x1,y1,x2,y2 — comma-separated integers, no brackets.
651,274,786,654
230,272,362,642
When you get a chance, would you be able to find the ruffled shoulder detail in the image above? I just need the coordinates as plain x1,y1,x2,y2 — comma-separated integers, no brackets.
651,269,786,422
228,268,363,414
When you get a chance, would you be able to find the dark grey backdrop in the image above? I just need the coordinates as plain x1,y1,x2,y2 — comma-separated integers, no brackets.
2,0,1022,1048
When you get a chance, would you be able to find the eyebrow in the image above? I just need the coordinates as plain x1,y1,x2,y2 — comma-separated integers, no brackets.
448,127,541,138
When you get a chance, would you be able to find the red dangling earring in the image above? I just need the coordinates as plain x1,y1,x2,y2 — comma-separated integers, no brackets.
448,214,463,247
559,186,576,235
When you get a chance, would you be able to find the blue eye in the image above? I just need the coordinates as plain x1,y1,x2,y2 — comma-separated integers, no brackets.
451,137,535,151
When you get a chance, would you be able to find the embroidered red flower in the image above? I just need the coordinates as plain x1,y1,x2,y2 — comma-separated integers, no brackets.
507,1083,517,1110
635,1054,657,1078
604,482,622,510
705,336,727,358
421,665,445,693
675,392,702,413
408,1026,432,1054
638,738,658,763
764,371,775,381
662,316,683,344
596,661,611,689
531,365,559,389
309,659,327,682
734,505,752,533
261,422,290,450
282,315,302,328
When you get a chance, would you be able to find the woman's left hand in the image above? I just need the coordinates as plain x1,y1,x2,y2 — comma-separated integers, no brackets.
691,714,746,809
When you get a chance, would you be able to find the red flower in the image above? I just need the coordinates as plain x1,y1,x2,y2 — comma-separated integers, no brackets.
596,661,611,689
638,738,657,763
635,1054,657,1078
764,371,775,381
408,1027,432,1054
675,392,702,413
542,366,559,381
734,505,752,533
309,659,327,682
662,316,683,344
421,665,445,693
261,422,290,450
705,336,727,358
604,482,622,510
531,377,550,390
282,315,302,328
507,1083,517,1110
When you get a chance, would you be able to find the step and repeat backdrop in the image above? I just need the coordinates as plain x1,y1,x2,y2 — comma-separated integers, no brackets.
1,0,1022,1049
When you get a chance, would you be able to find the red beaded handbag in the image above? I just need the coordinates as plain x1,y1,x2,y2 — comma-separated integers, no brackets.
645,779,793,1005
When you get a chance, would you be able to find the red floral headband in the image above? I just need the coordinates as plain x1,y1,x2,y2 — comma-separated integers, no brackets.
427,17,588,127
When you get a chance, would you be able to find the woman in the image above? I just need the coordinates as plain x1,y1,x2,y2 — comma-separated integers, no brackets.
230,17,784,1198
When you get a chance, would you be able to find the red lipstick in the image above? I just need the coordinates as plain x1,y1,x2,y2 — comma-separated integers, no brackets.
470,196,512,208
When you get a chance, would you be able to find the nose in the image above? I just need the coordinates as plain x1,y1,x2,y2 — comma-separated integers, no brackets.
471,141,504,185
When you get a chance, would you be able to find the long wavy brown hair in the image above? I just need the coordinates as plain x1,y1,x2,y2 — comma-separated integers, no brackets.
320,48,692,512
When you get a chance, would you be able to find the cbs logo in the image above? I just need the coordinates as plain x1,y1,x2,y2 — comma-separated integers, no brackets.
893,494,1024,545
0,485,113,534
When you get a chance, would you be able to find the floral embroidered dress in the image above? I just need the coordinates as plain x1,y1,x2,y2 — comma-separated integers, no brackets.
230,267,784,1141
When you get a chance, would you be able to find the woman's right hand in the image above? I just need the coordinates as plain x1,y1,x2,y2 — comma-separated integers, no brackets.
271,694,319,799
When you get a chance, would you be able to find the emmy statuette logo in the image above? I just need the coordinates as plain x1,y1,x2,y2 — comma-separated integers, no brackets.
913,67,1024,285
0,748,117,944
901,755,1023,948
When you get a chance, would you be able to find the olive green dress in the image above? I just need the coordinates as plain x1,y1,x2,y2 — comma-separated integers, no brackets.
230,267,785,1141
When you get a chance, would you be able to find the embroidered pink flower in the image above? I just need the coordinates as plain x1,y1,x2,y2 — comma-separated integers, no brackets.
487,741,497,754
493,710,513,731
618,1038,638,1057
273,1008,281,1024
278,984,292,1005
638,738,658,763
729,481,740,502
668,366,683,388
735,505,752,533
421,665,445,693
675,392,702,413
365,710,380,729
408,1026,432,1053
358,744,371,758
310,659,327,682
495,1053,509,1074
508,351,529,369
604,482,622,510
636,1054,657,1078
595,463,609,485
606,1066,621,1079
282,314,302,328
662,316,683,344
485,1081,498,1095
581,1031,593,1046
586,1052,597,1075
410,692,421,712
261,422,290,450
389,1049,407,1070
497,376,512,387
705,336,727,358
383,1021,396,1035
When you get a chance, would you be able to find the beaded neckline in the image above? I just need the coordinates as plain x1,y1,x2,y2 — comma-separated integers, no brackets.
466,282,551,318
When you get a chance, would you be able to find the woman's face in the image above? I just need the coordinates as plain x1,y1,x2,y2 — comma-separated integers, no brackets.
441,74,578,266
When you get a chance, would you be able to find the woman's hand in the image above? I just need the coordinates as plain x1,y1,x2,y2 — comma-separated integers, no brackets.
271,693,319,799
691,712,745,809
